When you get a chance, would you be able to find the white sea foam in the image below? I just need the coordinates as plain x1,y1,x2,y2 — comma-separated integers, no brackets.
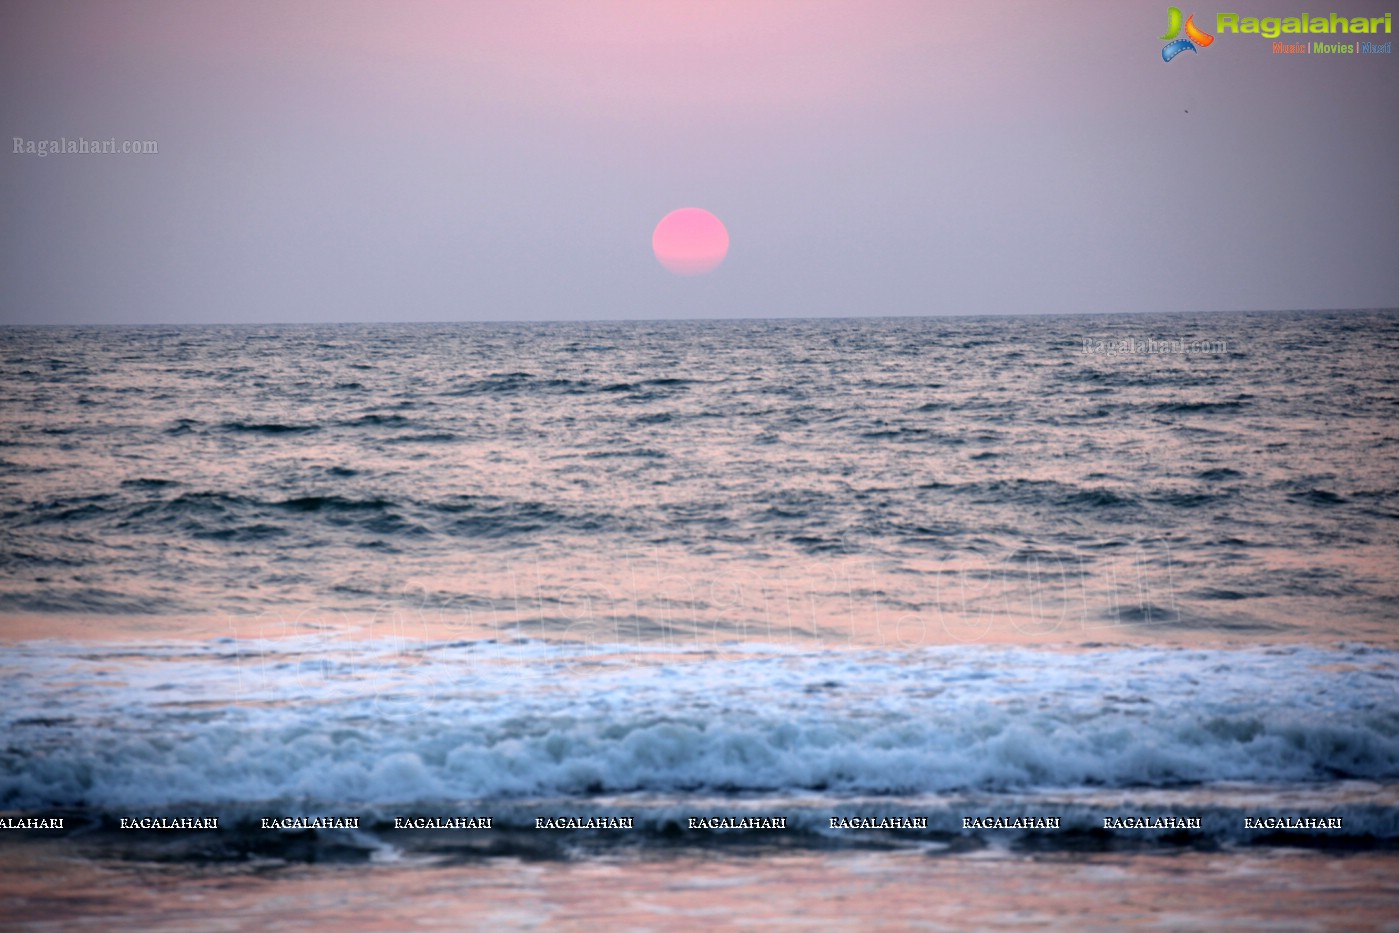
2,640,1396,814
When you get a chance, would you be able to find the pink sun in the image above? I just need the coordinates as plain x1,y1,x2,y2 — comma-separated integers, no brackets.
652,208,729,276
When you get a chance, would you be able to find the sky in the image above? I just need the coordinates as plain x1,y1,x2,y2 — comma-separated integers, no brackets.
1,0,1396,324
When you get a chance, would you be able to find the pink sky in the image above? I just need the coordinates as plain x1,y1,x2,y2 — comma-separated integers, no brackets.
1,0,1395,323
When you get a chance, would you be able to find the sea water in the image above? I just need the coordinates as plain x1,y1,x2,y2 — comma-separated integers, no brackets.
2,311,1397,930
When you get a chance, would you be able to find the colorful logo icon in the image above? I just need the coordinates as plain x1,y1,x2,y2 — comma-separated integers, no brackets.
1161,7,1215,60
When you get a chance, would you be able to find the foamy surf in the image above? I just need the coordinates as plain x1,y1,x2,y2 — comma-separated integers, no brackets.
3,638,1396,856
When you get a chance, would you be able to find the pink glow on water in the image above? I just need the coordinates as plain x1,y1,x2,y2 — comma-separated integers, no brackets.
5,844,1398,932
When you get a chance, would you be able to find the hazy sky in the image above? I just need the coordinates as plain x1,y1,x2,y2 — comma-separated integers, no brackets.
2,0,1396,324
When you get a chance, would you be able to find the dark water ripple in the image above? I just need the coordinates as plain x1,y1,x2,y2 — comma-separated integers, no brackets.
0,311,1396,641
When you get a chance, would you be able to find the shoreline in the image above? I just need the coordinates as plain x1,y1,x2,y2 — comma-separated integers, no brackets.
3,842,1398,933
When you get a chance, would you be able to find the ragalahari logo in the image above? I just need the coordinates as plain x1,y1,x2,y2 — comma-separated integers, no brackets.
1161,7,1215,60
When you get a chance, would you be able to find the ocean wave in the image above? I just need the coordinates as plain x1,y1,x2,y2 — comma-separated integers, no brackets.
2,643,1395,811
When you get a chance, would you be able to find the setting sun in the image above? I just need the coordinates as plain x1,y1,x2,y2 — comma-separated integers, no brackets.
652,207,729,276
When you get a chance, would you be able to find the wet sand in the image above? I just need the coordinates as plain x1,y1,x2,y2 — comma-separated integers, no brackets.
3,841,1398,932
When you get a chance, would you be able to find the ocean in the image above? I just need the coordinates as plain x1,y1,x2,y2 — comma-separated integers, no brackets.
2,310,1397,931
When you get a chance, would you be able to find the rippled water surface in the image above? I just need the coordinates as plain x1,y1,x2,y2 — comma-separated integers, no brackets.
2,311,1397,931
1,311,1397,644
